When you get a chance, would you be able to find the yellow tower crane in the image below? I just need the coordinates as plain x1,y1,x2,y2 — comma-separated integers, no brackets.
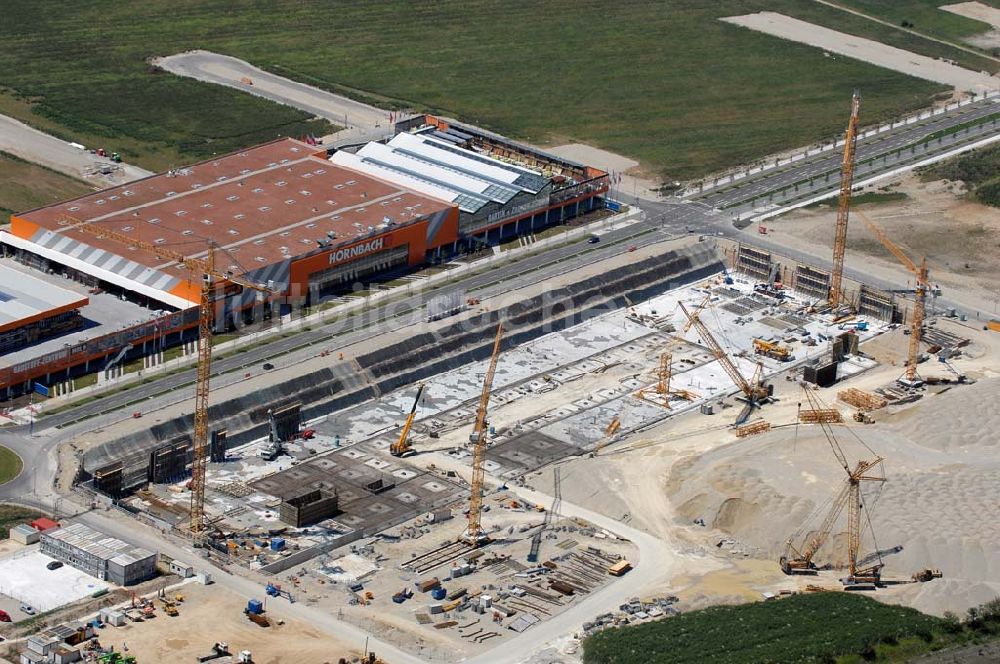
461,322,504,547
854,211,931,387
391,383,425,457
781,387,886,583
829,91,861,310
58,215,276,536
678,301,768,424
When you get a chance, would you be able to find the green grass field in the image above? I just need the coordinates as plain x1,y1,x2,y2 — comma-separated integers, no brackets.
582,592,1000,664
0,151,94,220
0,447,23,486
837,1,1000,52
0,1,975,181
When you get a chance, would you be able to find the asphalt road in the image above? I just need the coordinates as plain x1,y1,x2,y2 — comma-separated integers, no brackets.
696,98,999,209
154,50,394,143
20,202,715,434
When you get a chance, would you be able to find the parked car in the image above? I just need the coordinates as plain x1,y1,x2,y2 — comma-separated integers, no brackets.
46,560,63,571
262,362,274,370
19,605,35,616
587,235,600,244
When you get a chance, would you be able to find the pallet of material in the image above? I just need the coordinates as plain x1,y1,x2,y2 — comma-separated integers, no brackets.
416,577,441,592
415,613,432,624
434,621,458,629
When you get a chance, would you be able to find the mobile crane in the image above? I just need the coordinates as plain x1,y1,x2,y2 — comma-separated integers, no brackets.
391,383,425,457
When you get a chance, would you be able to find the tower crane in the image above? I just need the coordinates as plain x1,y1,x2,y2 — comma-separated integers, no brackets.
781,387,886,584
461,322,504,547
829,91,861,310
58,215,276,536
678,301,768,424
390,383,425,457
854,211,930,387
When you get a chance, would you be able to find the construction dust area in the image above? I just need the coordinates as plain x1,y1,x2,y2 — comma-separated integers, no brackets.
78,239,724,497
120,261,896,578
2,580,363,664
260,496,638,658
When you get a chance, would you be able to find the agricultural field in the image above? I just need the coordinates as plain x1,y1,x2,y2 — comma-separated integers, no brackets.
0,151,93,221
0,1,982,180
582,593,1000,664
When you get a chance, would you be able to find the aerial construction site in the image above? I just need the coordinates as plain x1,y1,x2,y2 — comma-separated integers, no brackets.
0,18,999,662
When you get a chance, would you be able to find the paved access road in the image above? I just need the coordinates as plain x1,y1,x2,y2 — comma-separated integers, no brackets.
22,202,718,435
154,50,393,142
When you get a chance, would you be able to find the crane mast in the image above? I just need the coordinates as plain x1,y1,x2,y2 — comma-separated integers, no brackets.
829,92,861,309
59,215,275,537
855,211,930,386
781,388,885,580
462,323,504,547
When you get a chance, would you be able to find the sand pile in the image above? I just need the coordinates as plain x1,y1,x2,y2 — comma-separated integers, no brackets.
666,378,1000,614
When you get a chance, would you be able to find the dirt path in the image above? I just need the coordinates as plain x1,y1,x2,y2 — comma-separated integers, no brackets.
0,114,152,184
721,12,998,92
815,0,1000,64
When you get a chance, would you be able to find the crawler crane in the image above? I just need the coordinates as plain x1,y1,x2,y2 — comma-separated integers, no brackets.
829,91,861,310
781,388,886,585
854,211,932,387
678,301,769,424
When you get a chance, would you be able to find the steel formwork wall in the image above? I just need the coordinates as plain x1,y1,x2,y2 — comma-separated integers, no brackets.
794,264,830,300
858,285,898,322
735,245,772,281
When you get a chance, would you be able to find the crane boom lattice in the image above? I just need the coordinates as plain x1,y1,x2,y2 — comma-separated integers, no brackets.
463,323,504,546
829,92,861,309
57,215,276,537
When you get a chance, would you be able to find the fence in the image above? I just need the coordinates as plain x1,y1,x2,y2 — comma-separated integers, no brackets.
685,90,1000,196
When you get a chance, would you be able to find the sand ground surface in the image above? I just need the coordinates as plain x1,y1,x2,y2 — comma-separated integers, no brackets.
722,12,998,92
521,308,1000,617
942,1,1000,49
764,172,1000,316
93,582,361,664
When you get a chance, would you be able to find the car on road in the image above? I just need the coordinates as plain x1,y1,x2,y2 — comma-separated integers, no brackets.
19,605,35,616
46,561,63,571
262,362,274,370
0,609,11,622
587,235,600,244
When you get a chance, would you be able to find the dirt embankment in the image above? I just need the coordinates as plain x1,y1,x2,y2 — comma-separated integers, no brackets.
665,377,1000,616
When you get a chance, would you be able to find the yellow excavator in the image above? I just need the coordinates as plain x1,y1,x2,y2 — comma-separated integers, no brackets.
391,384,425,457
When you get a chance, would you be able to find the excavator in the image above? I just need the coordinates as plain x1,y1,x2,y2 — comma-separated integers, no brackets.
390,383,425,457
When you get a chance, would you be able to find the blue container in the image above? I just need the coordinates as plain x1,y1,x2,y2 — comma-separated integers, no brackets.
270,537,286,551
247,599,264,615
431,587,447,601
